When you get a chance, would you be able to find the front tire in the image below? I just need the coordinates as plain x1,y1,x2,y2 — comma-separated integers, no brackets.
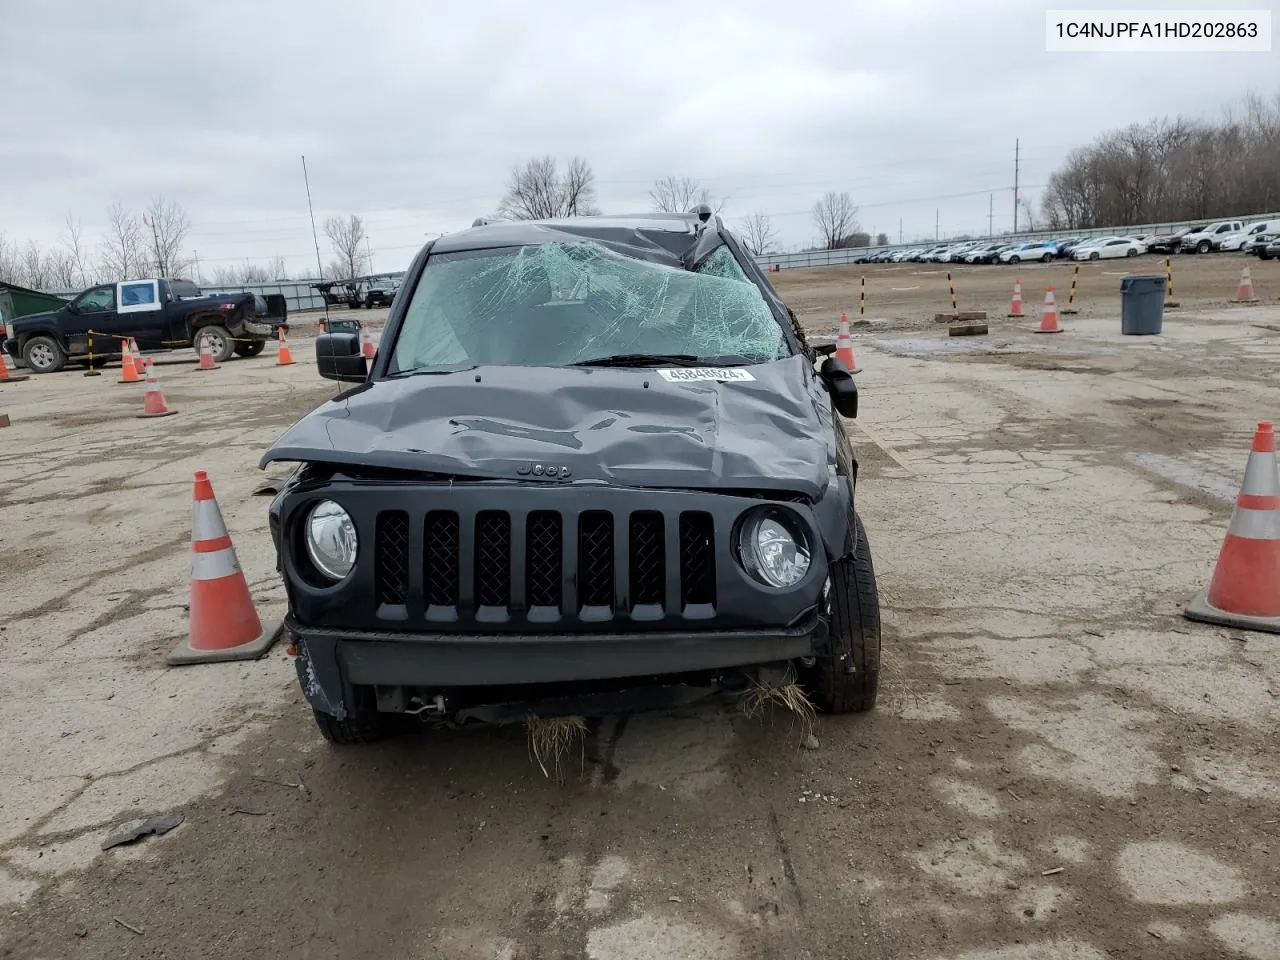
1127,248,1138,257
234,339,266,358
1090,251,1100,260
1042,252,1053,262
313,702,390,745
1197,240,1210,254
802,513,881,714
193,324,235,363
1009,255,1021,264
22,335,66,374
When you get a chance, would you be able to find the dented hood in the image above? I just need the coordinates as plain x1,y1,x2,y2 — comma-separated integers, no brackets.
259,355,836,498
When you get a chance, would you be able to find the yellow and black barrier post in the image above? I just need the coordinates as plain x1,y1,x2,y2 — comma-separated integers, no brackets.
1164,257,1180,308
859,276,866,323
83,329,101,376
947,271,959,319
1061,264,1080,315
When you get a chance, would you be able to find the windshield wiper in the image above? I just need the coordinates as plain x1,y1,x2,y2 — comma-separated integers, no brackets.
572,353,700,368
571,353,757,368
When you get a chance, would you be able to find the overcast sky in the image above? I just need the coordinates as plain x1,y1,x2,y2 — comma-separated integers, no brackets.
1,0,1276,279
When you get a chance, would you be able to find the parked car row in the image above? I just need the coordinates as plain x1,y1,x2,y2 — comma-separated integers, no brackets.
849,216,1280,267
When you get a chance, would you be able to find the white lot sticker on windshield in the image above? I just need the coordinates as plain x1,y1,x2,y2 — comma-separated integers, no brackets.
657,368,757,382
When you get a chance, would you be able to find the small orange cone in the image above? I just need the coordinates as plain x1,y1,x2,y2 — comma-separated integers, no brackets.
836,311,862,373
0,350,29,383
275,327,296,365
1034,286,1063,334
130,337,144,372
117,341,142,383
167,470,281,665
195,333,219,371
1008,278,1023,317
359,320,377,359
1230,266,1259,303
1185,421,1280,634
137,359,178,418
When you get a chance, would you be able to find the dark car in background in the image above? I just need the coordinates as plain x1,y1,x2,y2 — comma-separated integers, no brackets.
3,277,285,373
362,276,402,308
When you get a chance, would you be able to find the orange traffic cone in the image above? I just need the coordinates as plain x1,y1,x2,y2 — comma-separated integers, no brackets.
195,333,219,371
167,470,281,665
276,327,296,365
0,350,29,383
1230,266,1259,303
836,312,862,373
137,359,178,418
1034,286,1062,334
129,337,143,372
117,341,142,383
1185,421,1280,634
359,320,376,359
1008,278,1023,317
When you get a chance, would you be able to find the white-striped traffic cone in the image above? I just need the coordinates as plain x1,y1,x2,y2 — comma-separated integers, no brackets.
195,333,219,371
1034,286,1062,334
359,320,376,360
1008,278,1023,317
1230,266,1259,303
137,358,178,418
167,470,281,664
1185,421,1280,634
836,312,861,373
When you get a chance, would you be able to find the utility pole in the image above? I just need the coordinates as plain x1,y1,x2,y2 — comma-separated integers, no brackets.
143,212,163,276
365,236,374,276
899,218,903,245
193,249,201,284
1013,138,1021,234
301,154,329,321
935,208,940,242
988,194,994,238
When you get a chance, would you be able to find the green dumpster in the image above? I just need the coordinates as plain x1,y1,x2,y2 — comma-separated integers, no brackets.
1120,275,1166,335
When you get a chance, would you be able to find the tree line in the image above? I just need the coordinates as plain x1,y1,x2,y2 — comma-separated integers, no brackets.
1040,90,1280,230
0,199,377,293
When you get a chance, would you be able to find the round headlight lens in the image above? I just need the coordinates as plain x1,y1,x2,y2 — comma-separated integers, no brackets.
304,500,357,581
740,510,810,588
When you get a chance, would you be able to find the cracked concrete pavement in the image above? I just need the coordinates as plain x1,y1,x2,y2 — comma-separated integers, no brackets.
1,301,1278,959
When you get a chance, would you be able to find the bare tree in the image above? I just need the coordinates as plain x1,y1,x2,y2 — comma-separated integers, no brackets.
265,255,290,280
875,232,889,246
497,155,601,220
99,202,147,279
650,175,724,215
739,210,777,256
324,215,368,279
21,241,52,289
0,235,20,284
45,249,80,290
62,212,91,287
143,195,192,276
812,191,859,249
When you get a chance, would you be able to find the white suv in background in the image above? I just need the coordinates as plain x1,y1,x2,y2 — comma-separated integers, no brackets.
1181,220,1244,254
1219,219,1280,252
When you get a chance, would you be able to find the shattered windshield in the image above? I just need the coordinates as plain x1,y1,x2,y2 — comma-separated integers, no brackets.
388,240,789,374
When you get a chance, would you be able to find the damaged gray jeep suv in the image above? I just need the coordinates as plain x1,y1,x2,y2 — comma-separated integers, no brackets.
261,207,881,744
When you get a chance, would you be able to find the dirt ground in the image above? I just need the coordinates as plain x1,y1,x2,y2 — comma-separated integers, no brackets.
2,281,1279,960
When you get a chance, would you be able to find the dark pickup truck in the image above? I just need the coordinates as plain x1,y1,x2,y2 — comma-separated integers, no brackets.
2,277,287,374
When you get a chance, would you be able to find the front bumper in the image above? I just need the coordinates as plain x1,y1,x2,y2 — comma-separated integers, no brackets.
290,610,827,720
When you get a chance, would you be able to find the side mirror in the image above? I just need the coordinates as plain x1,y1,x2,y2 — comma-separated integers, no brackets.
819,356,858,419
812,342,837,358
316,333,367,382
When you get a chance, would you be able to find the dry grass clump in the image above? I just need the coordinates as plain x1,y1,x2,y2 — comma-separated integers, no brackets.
525,715,589,781
739,678,817,745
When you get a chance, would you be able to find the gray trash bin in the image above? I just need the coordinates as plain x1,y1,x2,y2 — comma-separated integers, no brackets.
1120,275,1166,335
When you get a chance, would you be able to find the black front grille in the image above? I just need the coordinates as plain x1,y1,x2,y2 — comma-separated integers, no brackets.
629,512,664,607
475,511,512,607
680,512,716,606
424,511,459,606
578,511,614,609
526,511,562,608
370,505,719,621
374,511,409,605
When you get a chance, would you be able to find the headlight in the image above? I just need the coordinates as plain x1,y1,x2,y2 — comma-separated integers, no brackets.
304,500,357,581
737,508,811,588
